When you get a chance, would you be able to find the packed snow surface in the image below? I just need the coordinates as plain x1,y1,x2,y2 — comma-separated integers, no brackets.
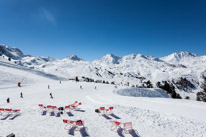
114,88,171,98
0,57,206,137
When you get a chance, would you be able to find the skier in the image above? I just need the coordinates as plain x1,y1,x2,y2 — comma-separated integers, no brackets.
20,92,23,98
80,85,82,89
50,93,53,99
48,85,50,89
18,82,21,87
7,98,10,103
95,86,97,89
60,81,61,84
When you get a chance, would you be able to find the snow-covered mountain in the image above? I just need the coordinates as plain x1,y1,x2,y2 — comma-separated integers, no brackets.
64,55,83,61
160,51,206,66
161,51,198,62
1,44,206,101
0,44,25,60
93,54,121,65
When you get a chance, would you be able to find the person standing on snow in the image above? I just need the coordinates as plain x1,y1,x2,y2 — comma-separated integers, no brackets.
20,92,23,98
7,98,10,103
50,93,53,99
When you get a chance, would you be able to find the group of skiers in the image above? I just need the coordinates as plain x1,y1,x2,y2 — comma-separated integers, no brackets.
6,92,23,104
5,81,97,103
6,82,23,103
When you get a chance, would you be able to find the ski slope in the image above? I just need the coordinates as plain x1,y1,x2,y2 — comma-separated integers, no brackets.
0,59,206,137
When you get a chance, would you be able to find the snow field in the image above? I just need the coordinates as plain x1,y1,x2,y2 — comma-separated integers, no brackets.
0,64,206,137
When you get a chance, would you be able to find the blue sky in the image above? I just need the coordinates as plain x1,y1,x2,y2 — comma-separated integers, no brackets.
0,0,206,61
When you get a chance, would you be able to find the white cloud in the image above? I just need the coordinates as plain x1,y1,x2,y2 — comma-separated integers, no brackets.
40,8,56,25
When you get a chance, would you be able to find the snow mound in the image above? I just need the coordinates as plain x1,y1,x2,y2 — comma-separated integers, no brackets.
114,87,171,98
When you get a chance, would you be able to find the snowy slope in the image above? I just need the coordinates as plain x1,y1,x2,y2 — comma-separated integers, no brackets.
1,45,206,101
0,60,206,137
0,44,25,60
160,51,198,63
0,57,66,83
160,51,206,66
65,55,84,61
93,54,121,65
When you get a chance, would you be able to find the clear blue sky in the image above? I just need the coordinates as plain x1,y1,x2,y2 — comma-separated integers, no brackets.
0,0,206,61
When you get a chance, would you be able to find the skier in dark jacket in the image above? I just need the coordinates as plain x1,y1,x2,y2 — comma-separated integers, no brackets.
50,93,53,99
7,98,10,103
20,92,23,98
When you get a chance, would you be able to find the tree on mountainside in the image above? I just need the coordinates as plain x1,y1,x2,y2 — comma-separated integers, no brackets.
111,81,115,85
197,75,206,102
175,77,195,92
145,80,153,88
75,76,79,82
156,81,182,99
201,75,206,92
185,96,190,100
197,92,206,102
